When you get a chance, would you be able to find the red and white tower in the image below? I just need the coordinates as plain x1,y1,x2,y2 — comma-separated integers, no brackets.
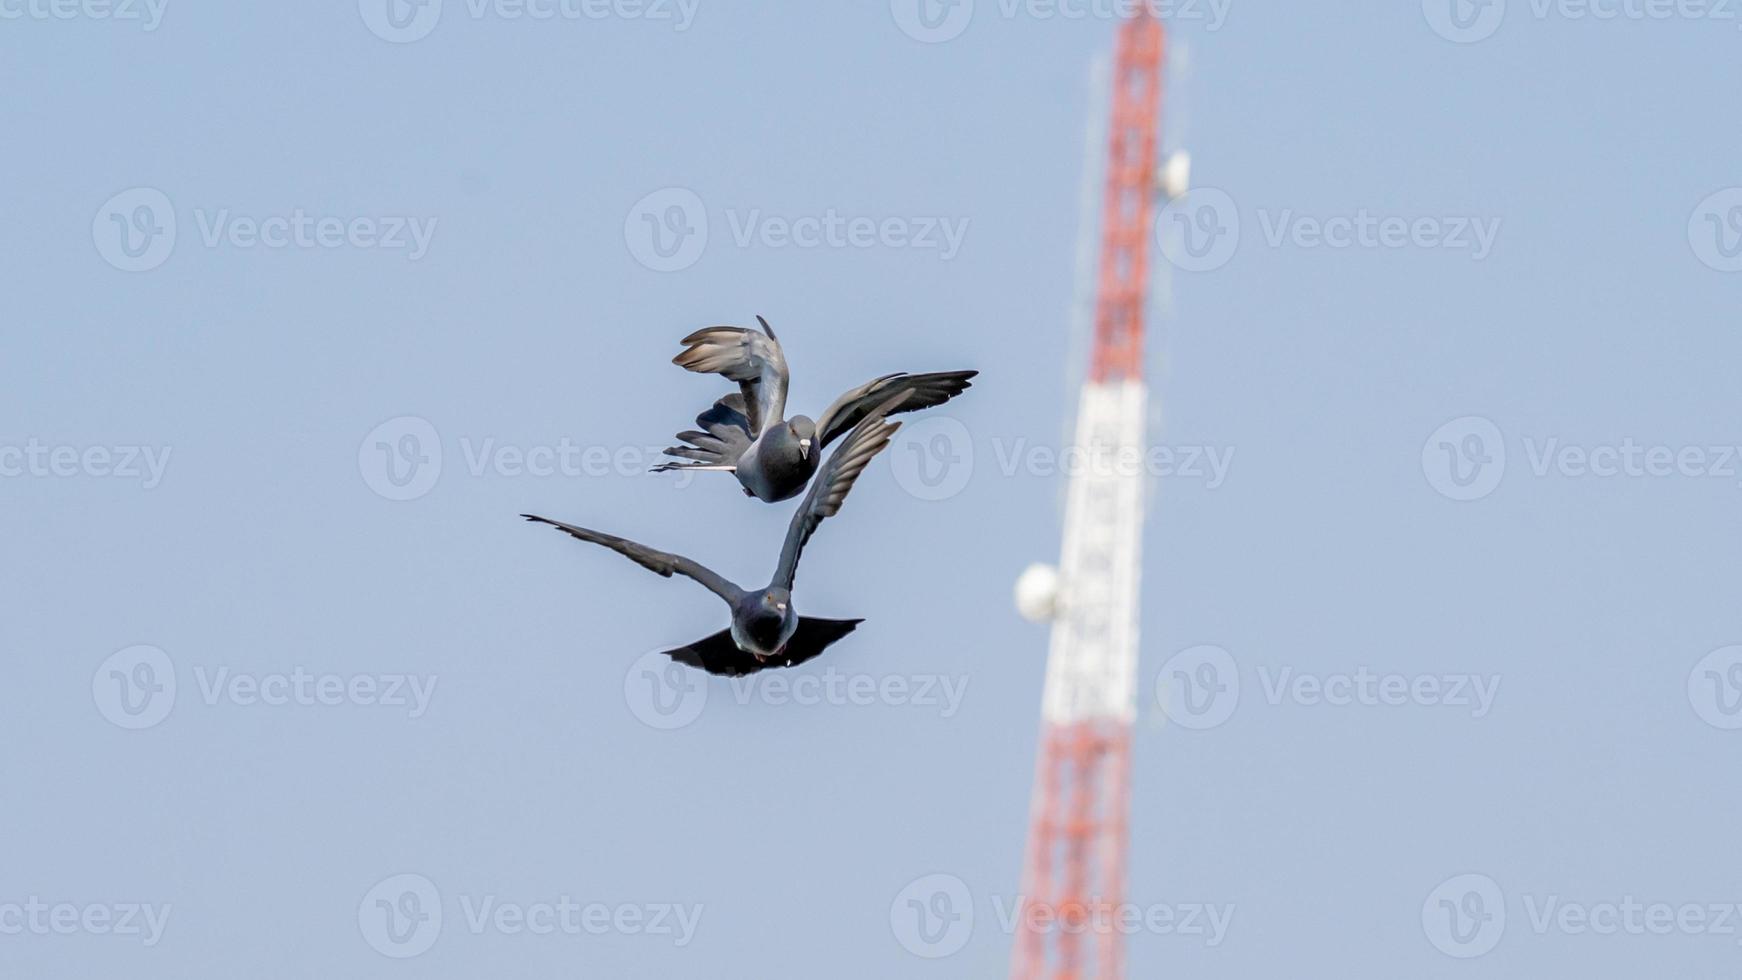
1009,12,1175,980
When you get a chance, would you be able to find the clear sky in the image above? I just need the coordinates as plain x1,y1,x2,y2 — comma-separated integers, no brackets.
4,2,1741,977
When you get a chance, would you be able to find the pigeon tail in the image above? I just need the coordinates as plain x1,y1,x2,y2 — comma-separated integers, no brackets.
662,618,863,676
657,393,753,469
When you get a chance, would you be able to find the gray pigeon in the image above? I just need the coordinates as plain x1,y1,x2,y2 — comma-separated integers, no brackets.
523,394,907,676
650,316,976,502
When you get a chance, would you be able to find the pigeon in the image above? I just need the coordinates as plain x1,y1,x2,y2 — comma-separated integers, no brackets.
523,394,908,676
650,316,976,502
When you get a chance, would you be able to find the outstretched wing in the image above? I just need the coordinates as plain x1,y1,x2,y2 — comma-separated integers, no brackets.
521,514,740,601
814,370,977,448
772,394,907,590
671,316,788,436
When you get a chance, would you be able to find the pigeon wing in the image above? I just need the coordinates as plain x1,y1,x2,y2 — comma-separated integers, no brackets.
671,317,788,436
772,394,907,590
813,370,977,448
521,515,740,602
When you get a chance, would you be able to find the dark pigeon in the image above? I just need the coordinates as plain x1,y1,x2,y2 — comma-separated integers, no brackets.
524,394,908,676
650,316,976,502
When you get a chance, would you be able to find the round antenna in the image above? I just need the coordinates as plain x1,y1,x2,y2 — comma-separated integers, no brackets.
1014,563,1062,623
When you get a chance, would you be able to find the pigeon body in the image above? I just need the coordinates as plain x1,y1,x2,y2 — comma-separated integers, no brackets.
525,394,906,675
651,317,975,502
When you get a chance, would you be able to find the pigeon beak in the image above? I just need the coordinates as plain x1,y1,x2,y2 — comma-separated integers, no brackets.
799,438,812,459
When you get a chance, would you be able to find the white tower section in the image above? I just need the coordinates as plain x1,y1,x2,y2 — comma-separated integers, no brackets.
1041,381,1147,726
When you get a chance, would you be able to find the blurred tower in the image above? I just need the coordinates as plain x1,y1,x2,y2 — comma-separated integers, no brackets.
1009,12,1170,980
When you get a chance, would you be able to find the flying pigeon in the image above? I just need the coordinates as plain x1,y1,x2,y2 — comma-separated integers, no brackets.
650,316,975,502
523,394,908,676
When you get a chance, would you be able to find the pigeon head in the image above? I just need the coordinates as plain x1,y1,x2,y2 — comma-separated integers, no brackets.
788,416,817,459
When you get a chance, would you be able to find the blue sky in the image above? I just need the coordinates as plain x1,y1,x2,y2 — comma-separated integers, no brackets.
3,2,1741,976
